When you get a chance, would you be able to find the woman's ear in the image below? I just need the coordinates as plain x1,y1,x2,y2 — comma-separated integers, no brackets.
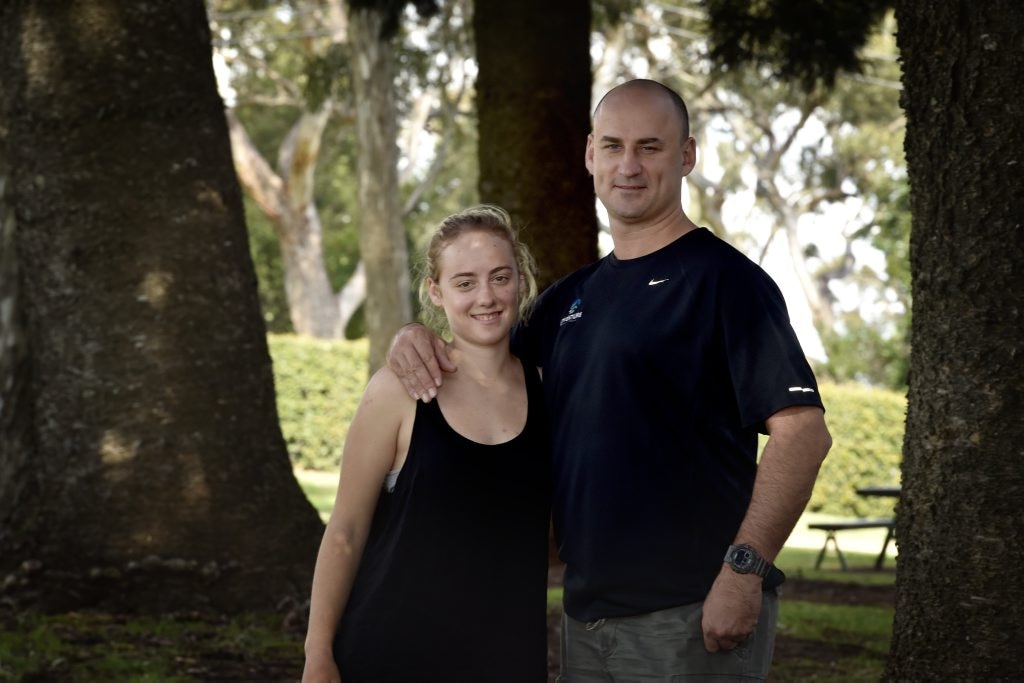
427,278,443,307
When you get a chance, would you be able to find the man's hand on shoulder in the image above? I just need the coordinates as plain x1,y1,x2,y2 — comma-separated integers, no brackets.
386,323,456,402
701,565,763,653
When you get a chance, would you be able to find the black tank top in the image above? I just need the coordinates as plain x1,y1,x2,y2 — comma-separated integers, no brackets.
335,360,551,682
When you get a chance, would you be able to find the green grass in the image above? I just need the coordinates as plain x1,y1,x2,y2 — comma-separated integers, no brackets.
776,546,896,585
0,472,895,681
773,600,892,681
295,468,339,522
0,611,301,683
780,601,892,649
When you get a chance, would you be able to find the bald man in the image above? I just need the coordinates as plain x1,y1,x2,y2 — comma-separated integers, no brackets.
389,80,831,680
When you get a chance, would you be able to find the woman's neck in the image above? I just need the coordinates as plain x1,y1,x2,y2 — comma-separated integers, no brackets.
447,341,516,386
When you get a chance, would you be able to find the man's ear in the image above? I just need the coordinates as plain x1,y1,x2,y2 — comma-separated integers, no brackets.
584,133,595,175
681,136,697,175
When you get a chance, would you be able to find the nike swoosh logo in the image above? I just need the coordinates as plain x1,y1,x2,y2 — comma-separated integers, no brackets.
648,278,669,286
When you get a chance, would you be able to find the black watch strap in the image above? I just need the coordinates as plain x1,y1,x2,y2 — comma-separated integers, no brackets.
725,543,786,590
764,563,786,591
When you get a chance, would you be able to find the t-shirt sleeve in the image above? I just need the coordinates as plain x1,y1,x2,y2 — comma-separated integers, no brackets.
719,261,825,433
510,286,554,369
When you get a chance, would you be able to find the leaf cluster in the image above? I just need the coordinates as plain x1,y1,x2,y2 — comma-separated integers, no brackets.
347,0,439,40
811,381,905,517
268,334,369,470
702,0,892,91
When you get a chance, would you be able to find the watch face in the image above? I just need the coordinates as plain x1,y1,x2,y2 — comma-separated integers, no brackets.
734,548,753,570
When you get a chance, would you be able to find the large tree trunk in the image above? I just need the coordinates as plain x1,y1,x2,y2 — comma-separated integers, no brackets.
348,5,412,373
474,0,598,288
0,131,35,553
887,1,1024,678
0,0,323,613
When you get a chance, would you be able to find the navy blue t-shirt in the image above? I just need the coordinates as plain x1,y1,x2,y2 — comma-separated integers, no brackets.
512,227,824,621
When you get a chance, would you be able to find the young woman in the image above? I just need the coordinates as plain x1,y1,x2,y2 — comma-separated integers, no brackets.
302,206,550,682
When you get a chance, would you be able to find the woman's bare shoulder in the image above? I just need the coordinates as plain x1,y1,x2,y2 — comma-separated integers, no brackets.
361,366,418,411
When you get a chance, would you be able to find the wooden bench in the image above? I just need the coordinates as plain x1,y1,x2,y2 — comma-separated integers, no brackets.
807,519,895,570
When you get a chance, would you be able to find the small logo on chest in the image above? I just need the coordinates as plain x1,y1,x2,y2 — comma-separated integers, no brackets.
560,298,583,326
648,278,670,286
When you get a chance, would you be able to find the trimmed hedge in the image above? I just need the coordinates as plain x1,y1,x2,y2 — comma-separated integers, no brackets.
813,382,905,517
268,334,369,471
268,335,906,515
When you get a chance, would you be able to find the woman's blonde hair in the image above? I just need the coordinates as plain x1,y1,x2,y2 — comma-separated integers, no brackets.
417,205,539,335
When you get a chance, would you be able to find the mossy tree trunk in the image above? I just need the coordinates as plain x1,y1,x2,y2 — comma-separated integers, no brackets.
887,1,1024,678
474,0,598,289
0,0,323,613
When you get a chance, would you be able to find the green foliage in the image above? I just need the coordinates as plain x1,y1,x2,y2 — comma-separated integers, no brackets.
593,0,644,28
268,334,369,471
702,0,891,91
272,339,904,520
304,43,349,111
217,0,480,338
813,382,905,517
866,169,911,304
244,197,292,333
820,313,909,389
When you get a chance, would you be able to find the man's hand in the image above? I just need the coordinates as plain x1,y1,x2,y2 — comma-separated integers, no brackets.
701,566,763,653
386,323,456,402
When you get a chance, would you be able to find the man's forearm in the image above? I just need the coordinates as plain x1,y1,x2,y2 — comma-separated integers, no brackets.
733,407,831,561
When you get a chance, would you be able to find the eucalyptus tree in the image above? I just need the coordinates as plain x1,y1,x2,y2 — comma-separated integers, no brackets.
590,2,909,387
0,0,323,611
213,0,474,370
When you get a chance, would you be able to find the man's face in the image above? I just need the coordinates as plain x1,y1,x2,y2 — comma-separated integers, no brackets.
585,88,695,227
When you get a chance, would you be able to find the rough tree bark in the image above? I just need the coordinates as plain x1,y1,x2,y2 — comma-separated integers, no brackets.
348,4,412,372
887,1,1024,678
0,124,35,559
474,0,598,289
0,0,323,612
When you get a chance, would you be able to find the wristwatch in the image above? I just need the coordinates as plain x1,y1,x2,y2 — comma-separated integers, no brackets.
723,543,786,589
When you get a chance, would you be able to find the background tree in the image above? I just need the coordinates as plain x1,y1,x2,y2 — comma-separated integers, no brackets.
216,0,364,339
590,2,909,387
347,0,439,371
212,1,474,358
702,0,1024,677
0,0,323,612
474,0,598,288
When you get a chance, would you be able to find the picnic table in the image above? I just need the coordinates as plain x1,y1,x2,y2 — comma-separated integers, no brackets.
856,484,901,498
808,485,900,570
